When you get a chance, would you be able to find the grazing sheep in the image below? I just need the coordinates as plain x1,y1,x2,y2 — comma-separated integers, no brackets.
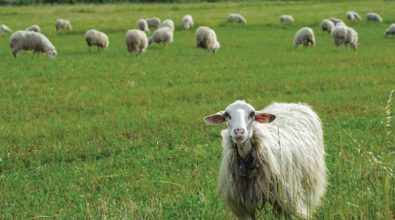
137,19,149,32
0,24,12,33
346,11,361,21
204,100,327,220
293,27,315,47
159,19,175,31
125,29,148,54
385,24,395,37
25,25,41,33
196,26,220,53
332,25,358,50
85,29,109,51
228,13,247,24
329,17,344,25
320,19,335,33
366,12,383,23
9,30,57,59
279,15,294,24
146,17,161,29
148,27,173,45
56,19,72,33
182,15,194,30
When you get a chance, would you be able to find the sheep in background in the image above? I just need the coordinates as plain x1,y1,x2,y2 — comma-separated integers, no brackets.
196,26,220,53
182,15,194,30
125,29,148,54
85,29,109,51
10,30,57,58
293,27,315,47
146,17,161,29
385,24,395,37
148,27,173,46
346,11,361,21
320,19,335,33
137,19,149,33
279,15,294,24
332,25,358,50
228,13,247,24
204,100,327,219
25,25,41,33
56,19,72,33
0,24,12,33
366,12,383,23
159,19,175,31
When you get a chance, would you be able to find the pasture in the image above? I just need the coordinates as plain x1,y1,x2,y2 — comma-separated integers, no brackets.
0,1,394,219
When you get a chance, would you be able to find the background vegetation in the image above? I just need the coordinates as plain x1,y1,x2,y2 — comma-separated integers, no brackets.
0,1,394,219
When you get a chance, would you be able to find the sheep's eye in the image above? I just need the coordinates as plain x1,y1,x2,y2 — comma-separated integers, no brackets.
224,112,231,120
248,112,255,119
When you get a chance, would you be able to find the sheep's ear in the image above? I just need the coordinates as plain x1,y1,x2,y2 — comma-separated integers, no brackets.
255,112,276,123
204,112,225,125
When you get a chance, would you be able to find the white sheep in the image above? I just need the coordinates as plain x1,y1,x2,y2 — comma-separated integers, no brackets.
329,17,344,25
145,17,161,29
204,100,327,220
293,27,315,47
196,26,220,53
279,15,294,24
346,11,361,21
137,19,149,32
56,19,72,33
182,15,194,30
320,19,335,33
85,29,109,51
228,13,247,24
9,30,57,58
25,24,41,33
159,19,175,31
332,25,358,50
148,27,173,46
366,12,383,23
0,24,12,33
385,24,395,37
125,29,148,54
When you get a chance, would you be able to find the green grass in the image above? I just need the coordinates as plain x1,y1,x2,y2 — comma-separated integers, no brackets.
0,1,394,219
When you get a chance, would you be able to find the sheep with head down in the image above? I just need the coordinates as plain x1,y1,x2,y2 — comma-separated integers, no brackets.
385,24,395,37
85,29,109,51
279,15,294,24
293,27,315,47
332,25,358,50
145,17,161,29
0,24,12,34
204,100,327,220
9,30,57,58
125,29,148,54
196,26,220,53
366,12,383,23
159,19,175,31
25,24,41,33
346,11,361,21
182,15,194,30
137,19,149,33
228,13,247,24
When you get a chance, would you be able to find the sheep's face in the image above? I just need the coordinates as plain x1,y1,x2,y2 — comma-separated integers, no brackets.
47,49,57,59
204,100,276,145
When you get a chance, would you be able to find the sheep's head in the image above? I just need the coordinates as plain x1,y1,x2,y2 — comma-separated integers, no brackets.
47,48,57,59
204,100,276,145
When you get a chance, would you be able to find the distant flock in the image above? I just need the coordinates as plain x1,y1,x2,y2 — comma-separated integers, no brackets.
0,10,394,59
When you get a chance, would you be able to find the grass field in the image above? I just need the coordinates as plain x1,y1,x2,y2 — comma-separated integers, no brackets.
0,1,394,219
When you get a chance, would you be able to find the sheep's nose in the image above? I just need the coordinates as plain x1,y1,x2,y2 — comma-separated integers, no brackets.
234,128,245,137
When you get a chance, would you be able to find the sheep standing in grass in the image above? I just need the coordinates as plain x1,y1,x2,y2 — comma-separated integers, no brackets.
0,24,12,33
332,25,358,50
137,19,149,32
385,24,395,37
228,13,247,24
159,19,175,31
146,17,161,29
9,30,57,58
182,15,194,30
125,29,148,54
196,26,220,53
366,12,383,23
346,11,361,21
85,29,109,51
148,27,173,46
56,19,72,33
279,15,294,24
320,19,335,33
204,100,327,220
25,25,41,33
293,27,315,47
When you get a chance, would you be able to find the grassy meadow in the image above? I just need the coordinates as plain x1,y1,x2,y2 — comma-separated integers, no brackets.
0,1,394,219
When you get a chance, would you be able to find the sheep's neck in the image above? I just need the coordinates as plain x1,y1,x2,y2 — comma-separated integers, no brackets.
235,138,253,160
